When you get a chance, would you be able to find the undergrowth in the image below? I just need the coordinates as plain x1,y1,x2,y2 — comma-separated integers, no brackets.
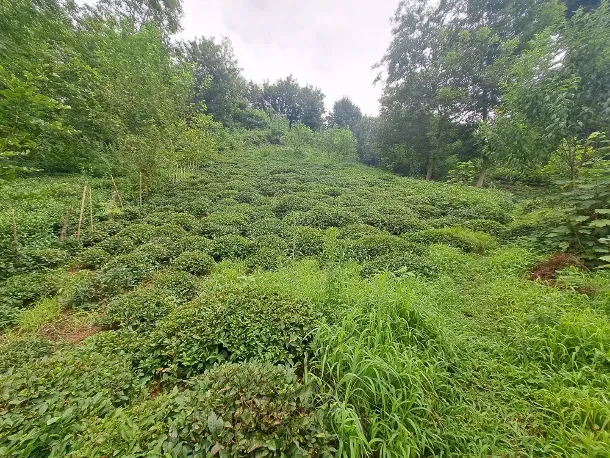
1,145,609,456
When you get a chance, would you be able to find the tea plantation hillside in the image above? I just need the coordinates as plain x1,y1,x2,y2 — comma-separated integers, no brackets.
1,145,609,457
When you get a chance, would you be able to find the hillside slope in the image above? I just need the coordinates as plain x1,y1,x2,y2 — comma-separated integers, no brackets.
1,146,609,457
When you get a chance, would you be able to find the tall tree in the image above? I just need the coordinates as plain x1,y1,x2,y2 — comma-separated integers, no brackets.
179,36,247,124
252,76,325,130
92,0,183,36
329,97,362,131
377,0,466,179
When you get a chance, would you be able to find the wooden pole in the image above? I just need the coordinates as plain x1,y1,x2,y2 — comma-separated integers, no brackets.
60,207,72,243
108,191,116,222
76,184,87,240
110,175,123,208
11,208,18,245
139,171,143,206
88,186,94,231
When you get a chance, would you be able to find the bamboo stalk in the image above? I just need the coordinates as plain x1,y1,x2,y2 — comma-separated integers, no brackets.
60,207,72,243
108,191,116,222
11,208,18,245
76,184,87,240
88,185,94,231
139,172,143,206
110,175,124,208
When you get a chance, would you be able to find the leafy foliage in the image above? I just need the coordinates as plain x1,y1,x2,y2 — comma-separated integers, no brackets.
72,363,336,457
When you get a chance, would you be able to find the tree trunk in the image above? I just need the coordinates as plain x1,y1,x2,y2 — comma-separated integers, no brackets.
476,157,491,188
426,157,435,181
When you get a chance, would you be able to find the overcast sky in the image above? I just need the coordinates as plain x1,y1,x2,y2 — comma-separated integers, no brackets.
179,0,399,115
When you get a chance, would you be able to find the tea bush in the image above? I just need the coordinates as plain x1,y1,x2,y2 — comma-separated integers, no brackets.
345,234,422,262
212,234,253,260
463,219,508,238
196,213,249,237
96,235,135,255
172,251,216,276
71,363,336,457
107,288,176,332
134,241,174,265
151,270,200,302
143,211,196,230
404,227,498,253
0,272,60,309
117,223,157,244
361,252,438,278
172,235,215,255
80,221,125,247
21,247,70,270
151,223,187,239
288,226,325,257
75,247,111,270
0,349,143,457
144,283,319,379
0,336,56,374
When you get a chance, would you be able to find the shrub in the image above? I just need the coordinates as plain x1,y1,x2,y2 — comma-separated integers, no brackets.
212,234,253,260
107,288,175,332
338,223,382,240
172,251,215,276
246,217,289,237
71,363,335,457
151,223,187,239
463,219,508,238
80,221,125,247
289,206,357,229
21,247,70,269
0,349,142,457
361,253,438,278
253,234,289,252
144,283,319,379
288,226,325,257
172,235,215,255
0,305,20,332
75,247,111,270
96,235,135,255
404,227,498,254
134,241,174,265
196,213,248,237
181,197,213,216
151,270,200,302
0,337,56,374
346,234,423,262
246,247,285,271
143,212,196,230
379,213,430,235
0,272,60,309
116,223,157,244
71,254,155,306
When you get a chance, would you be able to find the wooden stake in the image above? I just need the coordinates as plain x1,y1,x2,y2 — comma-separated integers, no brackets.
76,184,87,240
88,186,94,231
11,208,18,244
60,207,72,243
139,171,143,206
110,175,123,208
108,191,116,222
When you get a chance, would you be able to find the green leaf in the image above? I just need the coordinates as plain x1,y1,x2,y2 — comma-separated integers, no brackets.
595,209,610,214
587,219,610,228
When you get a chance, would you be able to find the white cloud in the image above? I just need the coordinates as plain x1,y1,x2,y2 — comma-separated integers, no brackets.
179,0,398,115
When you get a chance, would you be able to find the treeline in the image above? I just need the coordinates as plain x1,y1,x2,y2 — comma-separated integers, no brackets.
0,0,360,187
369,0,610,187
2,0,609,192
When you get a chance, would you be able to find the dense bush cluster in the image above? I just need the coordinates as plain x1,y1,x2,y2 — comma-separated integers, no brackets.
1,146,609,456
